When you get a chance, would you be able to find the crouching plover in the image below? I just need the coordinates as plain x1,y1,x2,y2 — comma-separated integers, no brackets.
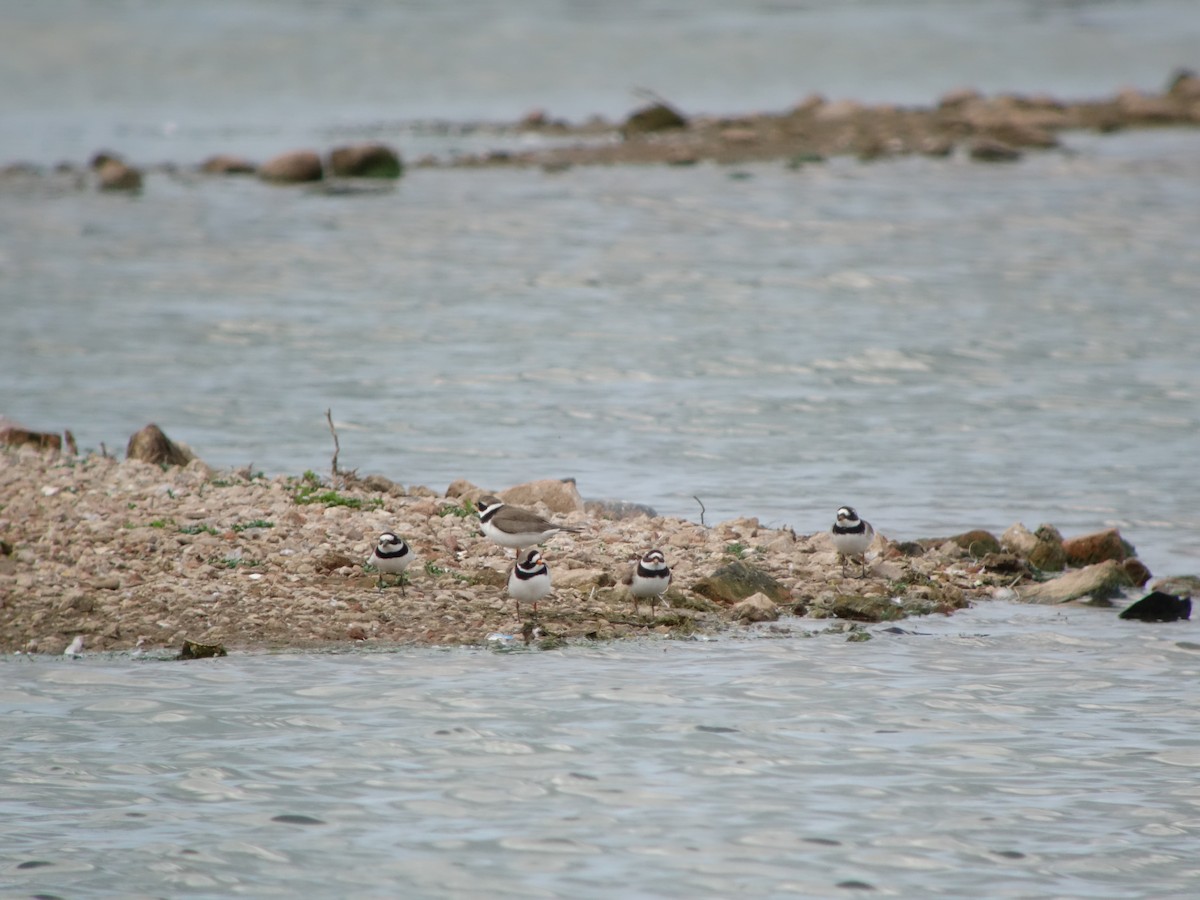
476,496,582,554
368,531,414,592
507,548,552,618
623,549,672,616
831,506,875,577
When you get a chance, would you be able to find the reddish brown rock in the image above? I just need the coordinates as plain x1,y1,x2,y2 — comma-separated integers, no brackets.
259,150,323,183
1122,558,1152,588
1062,529,1135,567
328,143,403,178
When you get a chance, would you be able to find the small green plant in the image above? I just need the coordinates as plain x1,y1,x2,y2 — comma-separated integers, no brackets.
725,543,747,559
126,502,137,510
424,561,446,577
232,519,274,532
179,523,220,536
148,518,174,529
209,555,263,569
437,499,475,518
290,470,382,509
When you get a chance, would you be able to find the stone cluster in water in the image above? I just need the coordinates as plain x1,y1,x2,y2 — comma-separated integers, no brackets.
1,423,1191,656
3,72,1199,191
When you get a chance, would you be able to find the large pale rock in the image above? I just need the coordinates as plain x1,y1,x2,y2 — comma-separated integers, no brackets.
1062,529,1135,567
584,499,658,520
500,479,584,515
1018,560,1134,605
732,592,780,623
1005,522,1066,571
1002,522,1038,556
259,150,323,183
125,424,194,467
328,143,403,178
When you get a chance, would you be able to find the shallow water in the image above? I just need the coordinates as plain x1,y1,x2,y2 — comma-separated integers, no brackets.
3,602,1199,898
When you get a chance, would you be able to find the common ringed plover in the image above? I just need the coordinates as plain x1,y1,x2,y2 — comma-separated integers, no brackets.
831,506,875,577
623,549,672,615
476,496,582,553
368,531,414,592
507,548,552,618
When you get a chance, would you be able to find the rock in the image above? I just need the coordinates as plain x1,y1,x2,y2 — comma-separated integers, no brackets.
813,99,863,122
444,478,485,499
0,426,62,452
315,552,359,573
328,143,404,178
621,102,688,137
1001,523,1038,557
125,424,194,467
969,139,1021,162
1119,591,1191,623
1017,560,1134,605
919,136,955,157
1150,575,1200,598
584,499,658,520
200,154,256,175
95,158,143,192
982,119,1059,149
360,473,405,496
1167,68,1200,101
499,478,585,515
1004,522,1067,571
827,594,904,623
178,640,227,660
939,87,984,109
949,529,1002,557
259,150,323,183
691,560,790,605
1062,528,1135,566
732,592,780,623
1028,524,1066,572
1122,558,1152,587
1115,89,1181,123
980,552,1030,576
554,568,612,590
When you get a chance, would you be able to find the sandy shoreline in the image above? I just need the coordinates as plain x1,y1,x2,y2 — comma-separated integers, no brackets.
1,437,1183,656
